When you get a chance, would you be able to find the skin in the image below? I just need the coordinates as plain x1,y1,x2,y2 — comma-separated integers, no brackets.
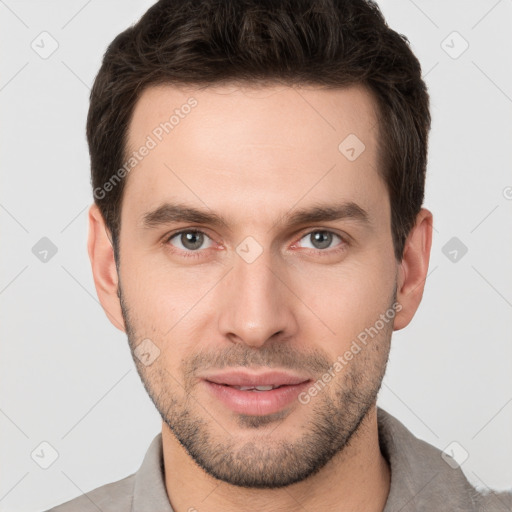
88,83,432,512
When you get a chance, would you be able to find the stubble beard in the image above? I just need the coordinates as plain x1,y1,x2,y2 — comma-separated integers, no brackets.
119,284,393,488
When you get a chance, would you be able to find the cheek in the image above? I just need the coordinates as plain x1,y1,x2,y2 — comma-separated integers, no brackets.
291,257,396,346
120,252,223,346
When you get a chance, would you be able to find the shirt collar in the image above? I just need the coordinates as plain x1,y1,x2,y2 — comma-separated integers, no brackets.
131,433,174,512
378,407,477,511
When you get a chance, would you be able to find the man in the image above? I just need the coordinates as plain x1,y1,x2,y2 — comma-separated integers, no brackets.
47,0,511,510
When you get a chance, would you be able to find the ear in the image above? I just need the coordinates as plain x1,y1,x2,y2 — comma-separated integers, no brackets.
394,208,433,331
87,204,126,332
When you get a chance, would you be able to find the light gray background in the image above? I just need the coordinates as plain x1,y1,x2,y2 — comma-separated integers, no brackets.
1,1,511,510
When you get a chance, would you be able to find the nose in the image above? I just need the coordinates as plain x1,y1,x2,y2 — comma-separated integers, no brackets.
216,246,299,348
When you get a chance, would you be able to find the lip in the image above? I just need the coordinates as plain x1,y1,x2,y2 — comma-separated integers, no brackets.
202,369,311,387
201,369,311,416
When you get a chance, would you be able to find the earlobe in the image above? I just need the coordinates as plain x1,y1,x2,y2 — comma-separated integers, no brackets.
87,204,126,332
394,208,433,331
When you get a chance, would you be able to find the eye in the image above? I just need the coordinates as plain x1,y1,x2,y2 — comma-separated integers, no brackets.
166,230,213,252
296,230,344,251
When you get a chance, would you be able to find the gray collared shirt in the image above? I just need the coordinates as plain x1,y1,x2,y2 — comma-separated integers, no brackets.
46,407,512,511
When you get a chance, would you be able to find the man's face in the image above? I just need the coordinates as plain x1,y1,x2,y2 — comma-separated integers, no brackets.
117,83,398,487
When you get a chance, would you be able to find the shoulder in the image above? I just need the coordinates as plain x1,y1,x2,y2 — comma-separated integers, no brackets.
377,407,512,511
43,473,135,512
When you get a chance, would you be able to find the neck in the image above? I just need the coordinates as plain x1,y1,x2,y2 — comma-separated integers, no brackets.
162,405,390,512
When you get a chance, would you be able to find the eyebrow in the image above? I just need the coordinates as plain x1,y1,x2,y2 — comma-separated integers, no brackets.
141,201,371,231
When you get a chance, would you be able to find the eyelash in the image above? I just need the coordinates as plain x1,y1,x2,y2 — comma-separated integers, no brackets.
163,229,348,259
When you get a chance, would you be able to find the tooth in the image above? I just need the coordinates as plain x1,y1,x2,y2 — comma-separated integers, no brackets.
233,385,276,391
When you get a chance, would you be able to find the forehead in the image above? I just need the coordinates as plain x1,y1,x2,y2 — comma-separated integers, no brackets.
122,83,385,227
126,82,380,157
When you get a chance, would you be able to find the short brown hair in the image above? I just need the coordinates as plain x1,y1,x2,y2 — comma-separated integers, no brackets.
87,0,430,262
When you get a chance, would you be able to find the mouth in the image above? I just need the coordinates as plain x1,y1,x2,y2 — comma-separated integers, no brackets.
201,369,312,416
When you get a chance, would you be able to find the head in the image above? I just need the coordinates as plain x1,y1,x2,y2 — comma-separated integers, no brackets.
87,0,432,489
